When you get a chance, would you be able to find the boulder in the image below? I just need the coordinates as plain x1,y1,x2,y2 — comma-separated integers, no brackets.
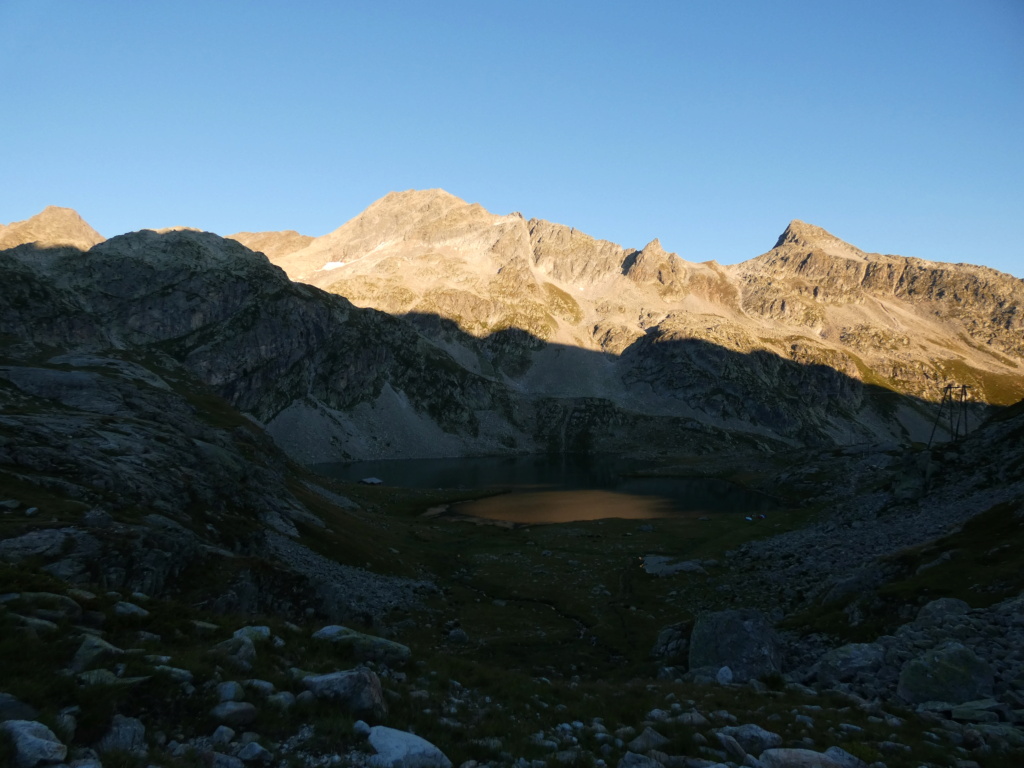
1,720,67,767
113,601,150,618
210,635,257,671
210,702,258,727
716,724,782,755
688,609,781,683
650,622,688,661
626,726,669,753
70,635,124,673
237,741,273,762
915,597,970,625
96,714,146,755
822,746,867,768
759,748,844,768
367,725,452,768
218,681,246,702
303,668,387,721
233,626,271,642
896,642,994,704
312,625,412,665
0,693,39,723
813,643,884,685
617,753,662,768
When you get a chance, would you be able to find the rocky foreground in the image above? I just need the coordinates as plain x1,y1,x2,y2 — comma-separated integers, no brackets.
1,389,1023,768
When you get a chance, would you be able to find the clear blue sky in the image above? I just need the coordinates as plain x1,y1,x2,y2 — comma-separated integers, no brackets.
2,1,1022,277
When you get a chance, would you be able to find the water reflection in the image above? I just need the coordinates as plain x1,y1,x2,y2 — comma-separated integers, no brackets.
312,454,776,524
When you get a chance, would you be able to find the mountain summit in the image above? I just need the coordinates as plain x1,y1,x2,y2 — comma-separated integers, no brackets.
0,205,104,251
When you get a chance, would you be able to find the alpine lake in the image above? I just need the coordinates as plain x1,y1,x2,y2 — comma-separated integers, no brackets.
310,454,778,526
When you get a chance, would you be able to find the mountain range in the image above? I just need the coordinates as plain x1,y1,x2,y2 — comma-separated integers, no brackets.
3,192,1020,464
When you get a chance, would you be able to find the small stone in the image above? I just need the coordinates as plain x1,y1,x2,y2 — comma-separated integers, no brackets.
212,725,235,746
716,666,734,685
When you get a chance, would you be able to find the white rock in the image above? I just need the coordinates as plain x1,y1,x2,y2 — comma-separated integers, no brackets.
368,725,452,768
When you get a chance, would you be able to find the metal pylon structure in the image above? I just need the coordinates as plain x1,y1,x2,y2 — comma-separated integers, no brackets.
927,383,971,447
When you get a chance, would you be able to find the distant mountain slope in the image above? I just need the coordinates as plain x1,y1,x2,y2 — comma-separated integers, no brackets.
228,229,315,259
264,190,1024,408
0,206,104,251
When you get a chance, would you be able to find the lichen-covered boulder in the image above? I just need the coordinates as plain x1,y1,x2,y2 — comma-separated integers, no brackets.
896,642,994,704
303,668,387,721
688,609,781,682
814,642,885,685
312,625,411,666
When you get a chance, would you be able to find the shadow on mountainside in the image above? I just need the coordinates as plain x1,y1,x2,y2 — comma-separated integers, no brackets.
399,311,993,452
0,239,1002,461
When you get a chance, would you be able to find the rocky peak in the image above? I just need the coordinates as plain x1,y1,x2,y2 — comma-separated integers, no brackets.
0,205,105,252
624,238,686,287
772,220,866,261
